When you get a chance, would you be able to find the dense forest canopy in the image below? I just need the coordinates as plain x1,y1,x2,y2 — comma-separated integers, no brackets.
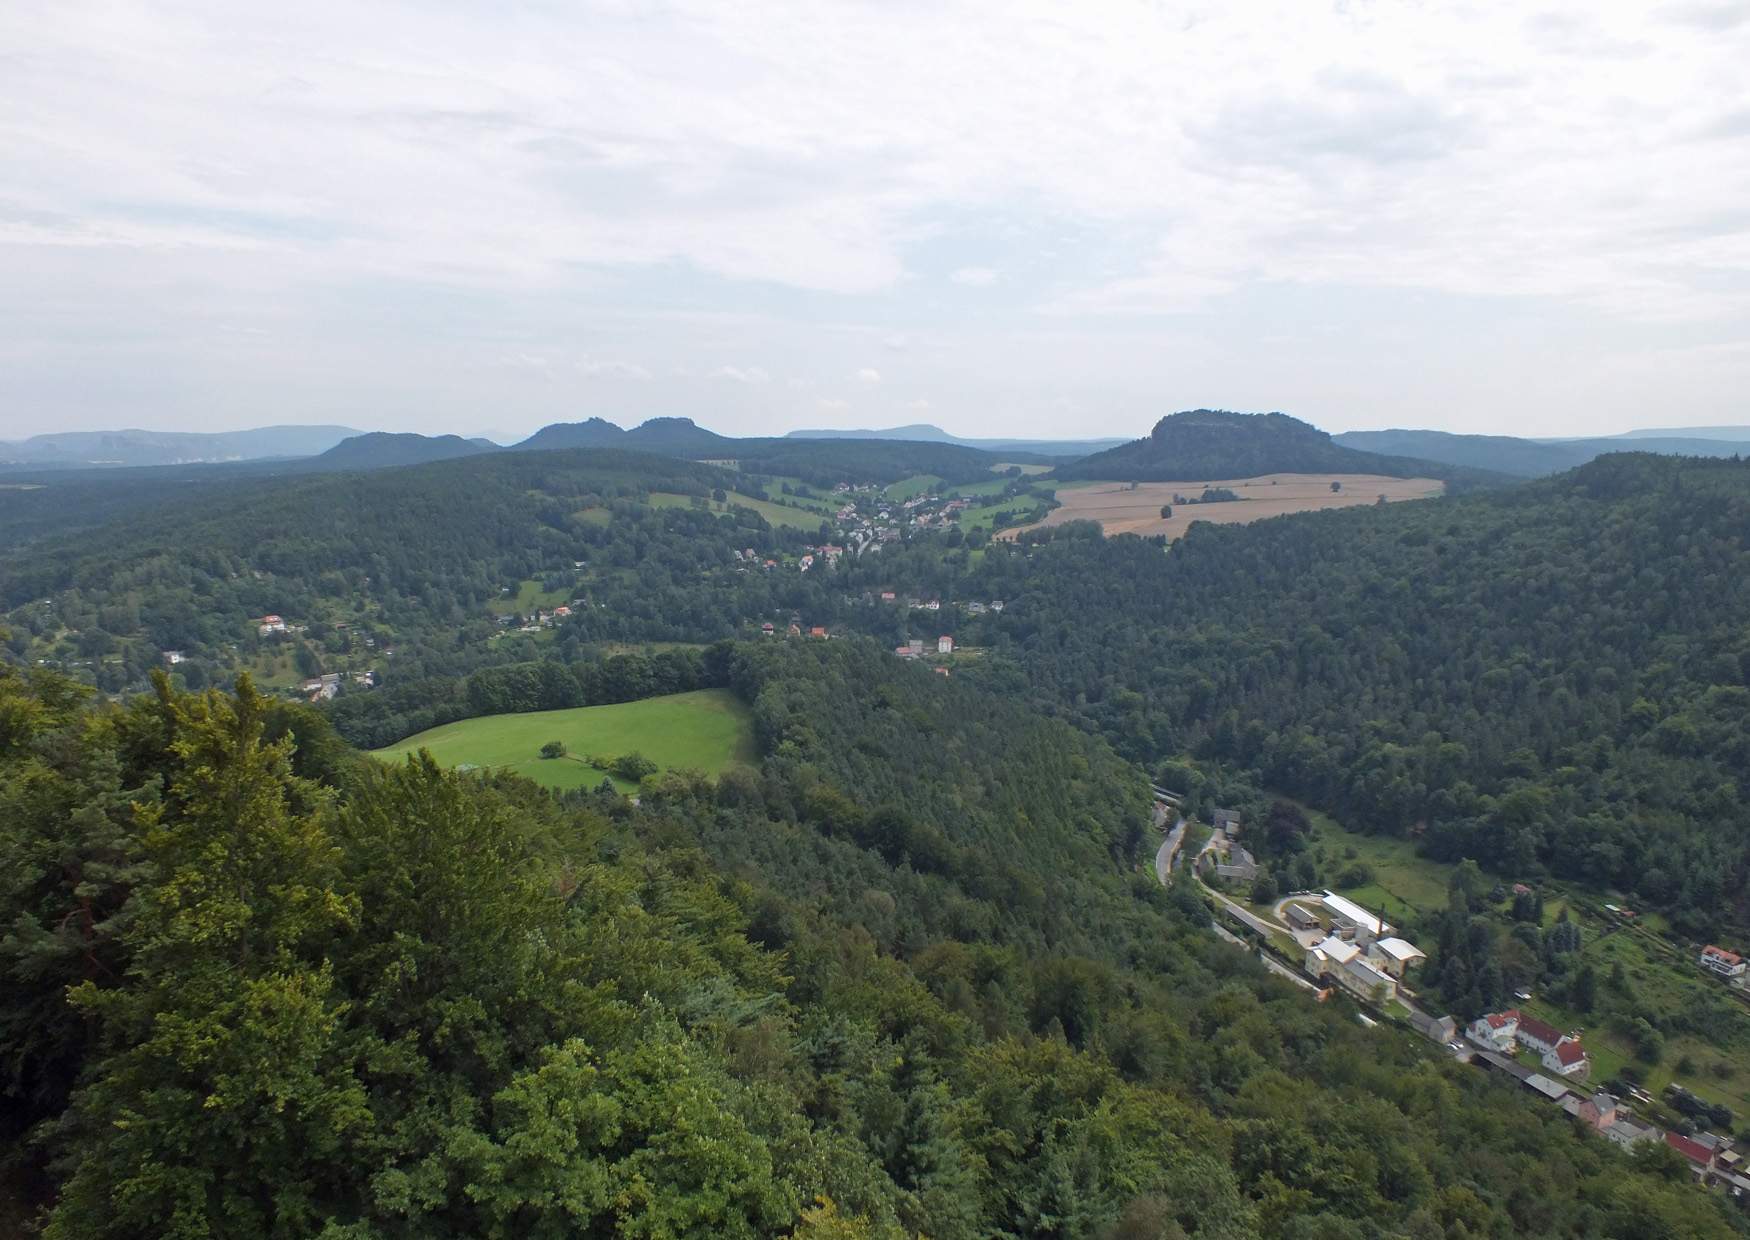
948,454,1750,932
5,644,1743,1238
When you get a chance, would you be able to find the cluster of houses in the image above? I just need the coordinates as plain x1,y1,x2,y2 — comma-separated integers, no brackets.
1466,1048,1747,1192
1465,1008,1591,1078
893,635,955,659
1197,808,1258,883
1294,893,1427,1004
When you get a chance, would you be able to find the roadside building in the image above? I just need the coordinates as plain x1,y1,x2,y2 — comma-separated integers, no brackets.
1285,903,1322,933
1213,808,1242,836
1207,844,1258,884
1321,892,1392,947
1666,1131,1718,1179
1604,1118,1661,1150
937,635,954,653
1367,937,1427,979
1577,1091,1617,1132
1340,955,1398,1003
1304,935,1361,979
1409,1011,1456,1044
1466,1010,1520,1052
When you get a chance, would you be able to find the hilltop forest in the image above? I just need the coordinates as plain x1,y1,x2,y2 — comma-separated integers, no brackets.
5,645,1742,1238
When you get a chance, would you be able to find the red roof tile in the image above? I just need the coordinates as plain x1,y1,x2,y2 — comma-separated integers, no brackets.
1666,1131,1713,1166
1517,1015,1563,1045
1552,1038,1586,1066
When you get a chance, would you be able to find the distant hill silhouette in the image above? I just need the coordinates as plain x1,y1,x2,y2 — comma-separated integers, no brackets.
1336,428,1747,478
1055,409,1498,487
786,422,1124,456
0,425,360,468
312,432,498,471
514,416,735,456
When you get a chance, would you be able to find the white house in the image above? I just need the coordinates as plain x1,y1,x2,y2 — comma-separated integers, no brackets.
1466,1010,1519,1051
1700,945,1746,978
937,635,954,654
1543,1035,1590,1079
258,613,288,636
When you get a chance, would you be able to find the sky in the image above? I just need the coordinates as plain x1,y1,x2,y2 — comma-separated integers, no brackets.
2,0,1747,443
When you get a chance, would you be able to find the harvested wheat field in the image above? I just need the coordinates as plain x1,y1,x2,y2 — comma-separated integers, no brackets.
998,473,1444,541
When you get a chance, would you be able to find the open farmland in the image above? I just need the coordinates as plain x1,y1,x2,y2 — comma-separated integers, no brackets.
370,688,757,791
998,473,1444,540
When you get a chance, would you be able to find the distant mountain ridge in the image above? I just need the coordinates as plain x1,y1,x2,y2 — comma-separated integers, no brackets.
785,422,1125,456
1054,409,1503,488
1335,428,1747,478
0,424,360,468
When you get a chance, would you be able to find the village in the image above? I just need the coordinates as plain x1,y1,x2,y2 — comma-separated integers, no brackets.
1162,798,1750,1207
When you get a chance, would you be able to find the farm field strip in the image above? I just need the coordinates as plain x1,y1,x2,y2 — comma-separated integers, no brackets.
998,473,1444,541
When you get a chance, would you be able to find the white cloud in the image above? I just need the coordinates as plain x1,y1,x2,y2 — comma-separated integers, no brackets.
1,0,1747,436
578,357,650,379
711,365,771,384
854,367,881,384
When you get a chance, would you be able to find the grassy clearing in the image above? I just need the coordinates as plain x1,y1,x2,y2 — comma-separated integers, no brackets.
489,579,572,616
883,474,943,501
991,462,1052,476
647,491,826,531
371,689,757,792
1306,811,1457,921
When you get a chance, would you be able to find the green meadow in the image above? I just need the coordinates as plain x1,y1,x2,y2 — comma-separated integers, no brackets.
371,688,757,792
647,491,826,530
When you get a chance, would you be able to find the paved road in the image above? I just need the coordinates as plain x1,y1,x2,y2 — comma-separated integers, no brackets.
1154,815,1187,885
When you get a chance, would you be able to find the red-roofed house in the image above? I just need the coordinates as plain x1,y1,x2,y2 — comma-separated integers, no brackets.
1700,945,1746,978
1465,1010,1519,1052
809,626,828,640
1666,1131,1717,1178
1515,1015,1565,1055
1543,1035,1589,1079
937,635,954,654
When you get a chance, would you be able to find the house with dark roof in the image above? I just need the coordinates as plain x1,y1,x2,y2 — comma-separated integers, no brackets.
1514,1014,1564,1055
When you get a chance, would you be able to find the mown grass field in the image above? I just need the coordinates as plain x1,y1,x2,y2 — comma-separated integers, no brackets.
883,474,944,501
371,689,757,792
489,578,572,615
648,491,826,530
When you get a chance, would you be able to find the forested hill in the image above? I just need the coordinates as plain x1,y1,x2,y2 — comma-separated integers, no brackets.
310,430,499,469
961,452,1750,931
8,645,1741,1237
1054,408,1503,488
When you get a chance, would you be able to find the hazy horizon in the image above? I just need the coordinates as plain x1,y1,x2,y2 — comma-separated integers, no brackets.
3,1,1746,443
